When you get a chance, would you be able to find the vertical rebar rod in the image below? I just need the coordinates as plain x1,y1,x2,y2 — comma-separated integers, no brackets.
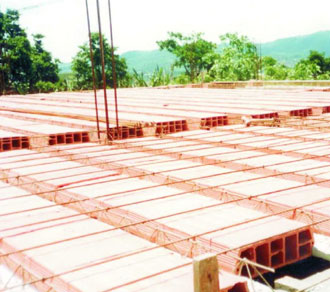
0,62,4,95
259,42,263,81
0,42,8,95
96,0,111,141
108,0,119,129
85,0,100,139
0,44,3,95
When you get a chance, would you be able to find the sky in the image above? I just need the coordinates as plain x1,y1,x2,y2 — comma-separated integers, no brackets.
1,0,330,63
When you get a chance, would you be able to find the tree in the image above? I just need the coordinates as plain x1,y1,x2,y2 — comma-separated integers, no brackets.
157,32,217,82
287,50,330,80
304,50,330,79
289,60,320,80
208,33,259,81
0,9,32,93
262,56,290,80
0,9,59,94
72,32,128,90
307,51,330,75
31,34,59,87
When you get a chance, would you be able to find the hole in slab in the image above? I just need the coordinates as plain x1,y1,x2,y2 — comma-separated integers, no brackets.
2,143,11,151
285,234,298,262
122,129,129,139
22,137,29,148
156,123,162,134
240,265,256,278
56,135,65,144
12,138,20,148
299,243,312,258
49,135,56,145
271,238,283,253
299,230,312,244
137,128,144,137
256,243,270,267
175,121,182,132
240,248,254,261
22,141,29,148
113,128,120,140
82,133,89,142
182,120,188,131
65,133,74,144
74,133,82,142
271,252,284,267
129,127,136,137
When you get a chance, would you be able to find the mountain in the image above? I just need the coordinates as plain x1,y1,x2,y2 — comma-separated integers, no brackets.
59,50,178,75
59,31,330,74
122,31,330,74
121,50,177,76
58,62,72,74
260,30,330,66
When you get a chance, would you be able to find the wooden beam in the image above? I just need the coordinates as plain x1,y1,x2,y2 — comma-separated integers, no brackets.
193,253,219,292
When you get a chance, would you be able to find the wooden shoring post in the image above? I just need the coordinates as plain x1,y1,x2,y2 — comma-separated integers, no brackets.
193,253,219,292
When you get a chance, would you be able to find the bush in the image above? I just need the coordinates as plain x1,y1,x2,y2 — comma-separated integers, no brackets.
174,74,190,84
35,81,56,93
12,81,30,95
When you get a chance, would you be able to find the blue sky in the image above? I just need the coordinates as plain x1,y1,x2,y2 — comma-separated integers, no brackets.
1,0,330,63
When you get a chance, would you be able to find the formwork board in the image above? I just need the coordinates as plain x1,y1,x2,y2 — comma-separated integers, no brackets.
1,95,228,121
4,88,330,134
0,110,109,130
0,182,249,292
98,88,327,117
218,125,330,143
0,93,267,123
0,184,192,292
42,140,330,238
0,148,314,278
4,87,329,128
0,98,188,125
21,90,329,113
169,129,330,161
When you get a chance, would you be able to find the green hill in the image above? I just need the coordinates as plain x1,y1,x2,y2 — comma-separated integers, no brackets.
58,62,72,74
260,30,330,66
121,50,178,75
122,31,330,74
59,31,330,74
